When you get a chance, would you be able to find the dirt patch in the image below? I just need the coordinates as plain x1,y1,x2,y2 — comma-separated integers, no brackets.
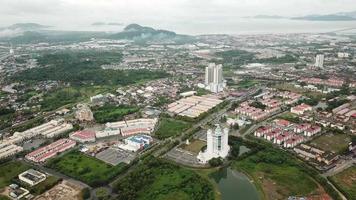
33,180,83,200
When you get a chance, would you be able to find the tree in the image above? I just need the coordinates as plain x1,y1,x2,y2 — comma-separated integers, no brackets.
232,123,239,130
81,188,91,200
208,157,223,167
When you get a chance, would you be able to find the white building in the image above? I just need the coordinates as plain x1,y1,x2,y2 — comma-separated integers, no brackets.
205,63,225,93
314,54,324,68
197,125,230,164
18,169,46,186
117,134,153,152
337,52,349,58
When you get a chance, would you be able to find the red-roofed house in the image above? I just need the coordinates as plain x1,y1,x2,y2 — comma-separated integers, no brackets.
304,126,321,137
274,131,293,144
254,126,273,137
284,135,304,148
291,103,312,115
264,128,282,141
294,123,311,133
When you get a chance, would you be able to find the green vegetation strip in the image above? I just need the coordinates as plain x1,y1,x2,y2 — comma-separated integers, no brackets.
155,117,192,139
93,104,139,123
46,151,126,187
11,50,169,86
113,157,215,200
0,161,30,188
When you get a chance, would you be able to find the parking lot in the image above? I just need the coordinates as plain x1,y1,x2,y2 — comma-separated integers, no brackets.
96,147,135,166
165,147,203,167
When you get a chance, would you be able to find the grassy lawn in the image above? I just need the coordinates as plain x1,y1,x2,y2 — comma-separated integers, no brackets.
113,158,215,200
95,187,110,200
309,133,350,154
155,117,192,139
46,151,126,187
330,166,356,199
179,139,206,154
233,149,319,200
0,161,30,188
237,79,258,89
29,176,61,195
93,104,139,123
0,195,11,200
278,112,300,123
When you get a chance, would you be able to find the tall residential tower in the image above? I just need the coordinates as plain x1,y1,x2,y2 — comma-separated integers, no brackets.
314,54,324,68
205,63,225,93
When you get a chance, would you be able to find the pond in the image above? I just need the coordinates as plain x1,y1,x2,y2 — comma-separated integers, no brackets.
210,167,260,200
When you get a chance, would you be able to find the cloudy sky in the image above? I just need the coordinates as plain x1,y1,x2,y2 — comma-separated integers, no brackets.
1,0,356,34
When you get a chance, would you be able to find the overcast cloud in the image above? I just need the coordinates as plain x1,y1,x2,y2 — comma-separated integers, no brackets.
1,0,356,34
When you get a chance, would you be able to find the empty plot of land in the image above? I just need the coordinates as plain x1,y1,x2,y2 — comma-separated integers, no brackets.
33,181,82,200
96,147,135,165
310,133,350,153
179,139,206,154
330,166,356,199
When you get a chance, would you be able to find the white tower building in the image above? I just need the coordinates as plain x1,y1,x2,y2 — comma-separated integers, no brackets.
197,125,230,164
204,63,225,93
315,54,324,68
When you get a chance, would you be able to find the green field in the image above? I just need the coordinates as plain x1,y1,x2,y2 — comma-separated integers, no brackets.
330,166,356,199
113,158,215,200
237,79,259,88
278,112,300,123
46,151,126,187
179,139,206,154
93,104,139,123
29,176,61,195
233,149,319,199
0,161,30,188
0,195,11,200
40,85,114,111
310,133,350,154
155,117,192,139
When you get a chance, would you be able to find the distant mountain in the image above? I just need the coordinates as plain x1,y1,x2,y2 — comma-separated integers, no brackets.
6,23,50,30
246,11,356,21
0,23,50,39
247,15,287,19
92,22,106,26
292,14,356,21
336,10,356,18
108,23,193,43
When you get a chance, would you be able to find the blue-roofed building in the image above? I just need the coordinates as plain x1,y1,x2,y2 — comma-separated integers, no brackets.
117,134,153,152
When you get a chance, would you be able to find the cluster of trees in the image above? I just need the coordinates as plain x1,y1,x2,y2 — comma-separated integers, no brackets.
208,157,223,167
249,101,266,110
11,51,169,86
257,54,298,64
215,50,255,66
235,136,344,200
298,98,319,106
113,157,215,200
326,98,349,111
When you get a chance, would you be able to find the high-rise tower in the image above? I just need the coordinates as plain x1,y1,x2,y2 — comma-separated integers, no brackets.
197,124,230,164
204,63,225,93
